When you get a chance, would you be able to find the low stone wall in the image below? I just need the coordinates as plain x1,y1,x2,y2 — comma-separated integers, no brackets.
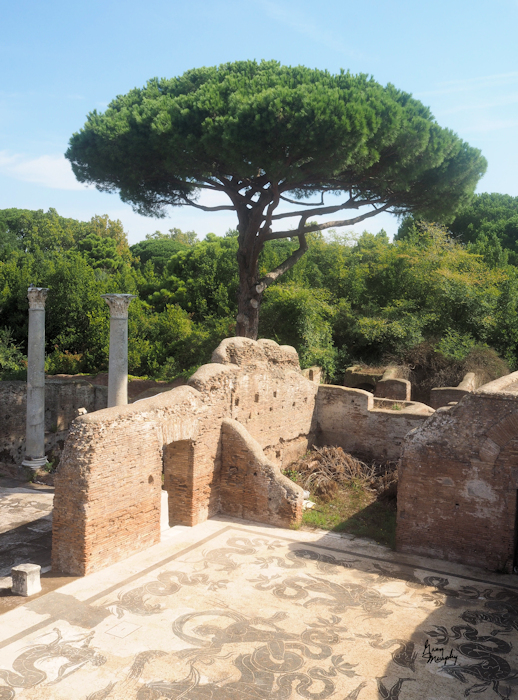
343,365,384,392
220,419,302,526
429,371,486,409
52,338,312,576
315,386,433,461
374,378,411,401
397,371,518,572
52,339,439,577
302,366,322,384
374,366,411,402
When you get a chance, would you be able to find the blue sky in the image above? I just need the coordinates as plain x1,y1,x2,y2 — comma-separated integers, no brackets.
1,0,517,244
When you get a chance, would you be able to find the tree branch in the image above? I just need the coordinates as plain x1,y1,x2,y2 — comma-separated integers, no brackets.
179,195,235,212
255,233,309,294
270,196,383,221
279,192,325,207
263,203,393,241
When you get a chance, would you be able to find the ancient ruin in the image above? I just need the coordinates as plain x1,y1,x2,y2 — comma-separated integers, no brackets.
3,315,518,580
397,371,518,573
51,338,434,576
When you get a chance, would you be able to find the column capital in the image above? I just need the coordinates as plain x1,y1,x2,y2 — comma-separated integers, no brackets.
27,287,48,310
101,293,137,319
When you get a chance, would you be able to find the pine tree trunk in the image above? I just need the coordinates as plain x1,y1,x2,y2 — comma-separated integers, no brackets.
235,260,261,338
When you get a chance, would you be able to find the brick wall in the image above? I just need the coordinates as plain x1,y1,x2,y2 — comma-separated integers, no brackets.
315,386,433,461
52,339,314,575
220,418,302,526
52,337,439,577
397,371,518,572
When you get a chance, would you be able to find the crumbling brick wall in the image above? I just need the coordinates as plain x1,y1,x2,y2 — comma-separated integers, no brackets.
52,339,314,575
52,337,435,577
220,418,302,526
315,386,433,461
397,371,518,572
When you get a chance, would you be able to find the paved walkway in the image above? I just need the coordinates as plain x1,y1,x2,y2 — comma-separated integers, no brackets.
1,514,518,699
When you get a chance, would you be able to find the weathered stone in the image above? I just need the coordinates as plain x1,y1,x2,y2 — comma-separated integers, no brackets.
315,385,432,461
397,370,518,572
22,287,48,470
101,293,136,407
52,338,434,577
11,563,41,596
0,378,107,474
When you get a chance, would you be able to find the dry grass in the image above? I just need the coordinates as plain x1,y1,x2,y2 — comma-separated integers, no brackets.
283,446,399,547
288,446,398,503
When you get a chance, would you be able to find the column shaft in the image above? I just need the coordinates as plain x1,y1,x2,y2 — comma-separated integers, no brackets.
101,294,136,407
23,287,48,469
108,316,129,406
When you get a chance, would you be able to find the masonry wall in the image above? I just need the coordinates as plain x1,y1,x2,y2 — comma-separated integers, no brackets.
52,338,313,575
315,386,433,461
52,385,203,574
0,379,107,472
397,372,518,572
220,418,303,526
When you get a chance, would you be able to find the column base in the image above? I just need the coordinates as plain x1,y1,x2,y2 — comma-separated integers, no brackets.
22,456,48,470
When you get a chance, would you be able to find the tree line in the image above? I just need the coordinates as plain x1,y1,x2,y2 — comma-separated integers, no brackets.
1,192,517,384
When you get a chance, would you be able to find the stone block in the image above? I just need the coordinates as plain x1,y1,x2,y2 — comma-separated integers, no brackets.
375,378,411,401
11,563,41,596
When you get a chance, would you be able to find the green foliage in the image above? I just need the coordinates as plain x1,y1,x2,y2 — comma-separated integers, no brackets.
399,194,518,267
65,61,487,338
435,330,480,362
260,285,337,379
145,227,199,245
130,238,189,274
77,233,124,271
143,234,239,318
0,327,27,379
66,61,486,223
2,207,518,384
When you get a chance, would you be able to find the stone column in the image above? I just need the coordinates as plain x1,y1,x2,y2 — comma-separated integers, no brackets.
22,286,49,469
101,294,136,407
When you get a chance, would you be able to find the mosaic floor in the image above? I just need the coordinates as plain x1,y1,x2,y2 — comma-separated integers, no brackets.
0,518,518,699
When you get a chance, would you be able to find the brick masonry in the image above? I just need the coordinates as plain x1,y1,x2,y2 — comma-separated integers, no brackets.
315,386,433,461
397,371,518,572
52,338,434,576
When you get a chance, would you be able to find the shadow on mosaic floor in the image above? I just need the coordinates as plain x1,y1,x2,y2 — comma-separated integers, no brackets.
1,523,518,699
0,517,51,578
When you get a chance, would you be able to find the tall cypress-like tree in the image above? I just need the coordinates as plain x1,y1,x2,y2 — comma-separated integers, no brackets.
66,60,486,338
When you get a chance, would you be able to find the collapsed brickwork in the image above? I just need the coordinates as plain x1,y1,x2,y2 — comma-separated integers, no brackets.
52,338,432,576
397,371,518,572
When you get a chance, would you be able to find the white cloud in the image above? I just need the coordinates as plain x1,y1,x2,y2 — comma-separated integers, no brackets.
0,151,88,190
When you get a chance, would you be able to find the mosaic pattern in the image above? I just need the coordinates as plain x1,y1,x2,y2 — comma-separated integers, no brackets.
1,526,517,699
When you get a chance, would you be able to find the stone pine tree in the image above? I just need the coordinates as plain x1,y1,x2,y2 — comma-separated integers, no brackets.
66,60,487,338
